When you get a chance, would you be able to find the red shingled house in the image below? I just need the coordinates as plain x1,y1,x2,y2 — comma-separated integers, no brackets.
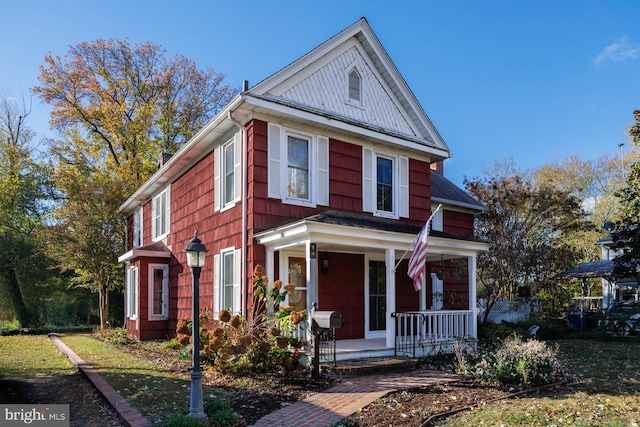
118,18,489,360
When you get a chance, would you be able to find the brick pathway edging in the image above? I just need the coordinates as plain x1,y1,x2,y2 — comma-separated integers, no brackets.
48,333,152,427
248,370,463,427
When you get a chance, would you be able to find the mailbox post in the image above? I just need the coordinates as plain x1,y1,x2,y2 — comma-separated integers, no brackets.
311,302,343,379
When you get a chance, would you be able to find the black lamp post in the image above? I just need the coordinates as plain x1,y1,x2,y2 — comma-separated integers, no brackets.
184,231,208,422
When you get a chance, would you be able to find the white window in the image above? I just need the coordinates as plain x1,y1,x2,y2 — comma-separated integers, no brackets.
214,134,241,211
213,248,241,315
126,266,139,320
267,124,329,207
362,147,409,218
133,207,143,248
431,207,443,232
148,264,169,320
348,68,362,104
152,187,170,240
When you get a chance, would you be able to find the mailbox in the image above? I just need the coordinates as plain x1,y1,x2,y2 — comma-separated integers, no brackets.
312,311,342,330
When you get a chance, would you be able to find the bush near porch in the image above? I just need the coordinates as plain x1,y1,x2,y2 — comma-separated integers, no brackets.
174,265,309,375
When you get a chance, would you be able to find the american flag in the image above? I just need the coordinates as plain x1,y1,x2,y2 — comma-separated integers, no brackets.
407,212,436,291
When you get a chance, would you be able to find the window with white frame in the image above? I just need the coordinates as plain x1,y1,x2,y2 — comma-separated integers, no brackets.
213,248,241,315
267,124,329,207
152,187,170,240
362,147,409,218
132,207,143,248
126,265,138,320
431,207,443,232
376,156,393,213
148,264,169,320
287,134,310,200
214,135,241,211
348,68,362,104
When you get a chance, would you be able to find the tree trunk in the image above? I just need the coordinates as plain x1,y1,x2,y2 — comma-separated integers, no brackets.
99,284,107,329
5,264,31,328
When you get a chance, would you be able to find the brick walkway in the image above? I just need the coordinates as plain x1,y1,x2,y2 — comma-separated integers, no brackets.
49,334,151,427
50,334,461,427
248,370,463,427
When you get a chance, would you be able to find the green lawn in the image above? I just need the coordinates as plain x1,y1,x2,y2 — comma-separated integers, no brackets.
0,335,74,377
437,339,640,427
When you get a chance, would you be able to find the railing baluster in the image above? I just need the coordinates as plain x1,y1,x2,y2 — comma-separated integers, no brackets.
394,310,473,357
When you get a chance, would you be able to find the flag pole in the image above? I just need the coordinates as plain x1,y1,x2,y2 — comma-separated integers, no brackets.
393,204,441,272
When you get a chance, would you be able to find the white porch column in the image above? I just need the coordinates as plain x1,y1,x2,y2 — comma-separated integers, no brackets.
306,241,318,312
265,247,275,316
468,255,478,339
419,270,427,311
385,248,396,348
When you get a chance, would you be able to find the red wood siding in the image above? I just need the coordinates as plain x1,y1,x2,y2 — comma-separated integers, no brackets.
247,118,433,231
443,210,475,238
429,260,470,310
168,149,245,324
317,252,365,339
409,158,431,223
395,260,419,312
329,139,363,212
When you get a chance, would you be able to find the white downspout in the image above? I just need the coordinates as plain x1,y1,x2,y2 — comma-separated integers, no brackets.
228,111,248,317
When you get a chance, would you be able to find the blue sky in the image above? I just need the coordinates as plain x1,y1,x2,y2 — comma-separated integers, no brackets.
1,0,639,187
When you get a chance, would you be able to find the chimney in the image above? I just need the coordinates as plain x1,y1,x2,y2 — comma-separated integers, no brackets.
430,160,444,174
159,151,173,168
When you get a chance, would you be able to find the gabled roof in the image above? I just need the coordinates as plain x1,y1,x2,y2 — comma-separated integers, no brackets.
430,172,486,212
119,18,453,215
244,18,450,159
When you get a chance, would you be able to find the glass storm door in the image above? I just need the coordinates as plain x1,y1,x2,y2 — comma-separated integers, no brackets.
368,260,386,332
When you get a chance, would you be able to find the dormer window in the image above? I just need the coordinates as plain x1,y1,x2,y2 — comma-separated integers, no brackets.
348,68,362,105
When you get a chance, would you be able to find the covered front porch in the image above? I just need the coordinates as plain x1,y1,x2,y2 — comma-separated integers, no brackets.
254,211,489,362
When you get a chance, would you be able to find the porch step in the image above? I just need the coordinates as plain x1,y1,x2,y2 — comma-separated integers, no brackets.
320,356,418,377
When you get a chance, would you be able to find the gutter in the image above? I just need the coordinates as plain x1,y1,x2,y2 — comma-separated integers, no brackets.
227,109,248,318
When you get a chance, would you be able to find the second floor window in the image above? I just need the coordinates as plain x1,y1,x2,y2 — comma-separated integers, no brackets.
133,207,143,248
376,156,393,213
215,134,241,211
287,135,310,200
152,187,170,240
363,147,409,219
267,123,329,207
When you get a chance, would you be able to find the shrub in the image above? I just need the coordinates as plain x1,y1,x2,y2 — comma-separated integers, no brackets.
93,327,135,345
456,335,563,388
203,396,239,426
175,265,307,375
164,414,207,427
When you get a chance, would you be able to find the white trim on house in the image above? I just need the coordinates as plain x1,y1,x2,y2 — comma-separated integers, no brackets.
148,264,169,321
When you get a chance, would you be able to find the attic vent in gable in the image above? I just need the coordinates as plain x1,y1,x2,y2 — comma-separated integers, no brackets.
348,68,361,104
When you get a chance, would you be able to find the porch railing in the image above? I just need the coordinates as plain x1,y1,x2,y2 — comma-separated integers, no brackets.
392,310,474,358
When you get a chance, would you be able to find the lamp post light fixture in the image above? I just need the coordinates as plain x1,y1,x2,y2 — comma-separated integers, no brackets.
184,231,208,422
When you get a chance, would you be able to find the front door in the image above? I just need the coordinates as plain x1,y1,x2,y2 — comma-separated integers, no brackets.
367,259,386,337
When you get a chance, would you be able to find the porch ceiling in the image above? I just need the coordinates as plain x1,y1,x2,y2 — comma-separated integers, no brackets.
254,210,490,259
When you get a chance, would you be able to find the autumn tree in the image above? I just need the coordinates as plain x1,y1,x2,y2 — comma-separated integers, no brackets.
0,93,56,327
466,165,592,323
33,39,237,328
609,110,640,278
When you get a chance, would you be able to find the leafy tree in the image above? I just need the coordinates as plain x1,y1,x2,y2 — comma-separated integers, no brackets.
611,110,640,278
466,165,592,323
33,38,238,328
615,110,640,224
0,93,55,327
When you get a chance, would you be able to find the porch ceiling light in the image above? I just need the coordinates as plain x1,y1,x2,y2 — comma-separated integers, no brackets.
184,231,208,268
